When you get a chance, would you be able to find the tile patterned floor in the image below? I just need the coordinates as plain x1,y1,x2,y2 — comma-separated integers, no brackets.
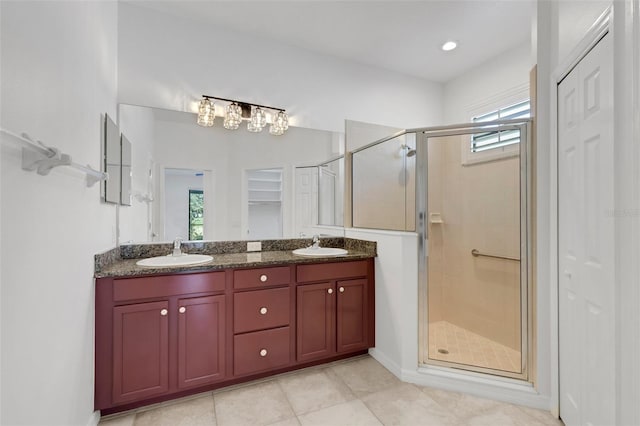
99,355,561,426
428,321,522,373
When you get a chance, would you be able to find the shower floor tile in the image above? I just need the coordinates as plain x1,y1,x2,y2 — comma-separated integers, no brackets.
428,321,521,373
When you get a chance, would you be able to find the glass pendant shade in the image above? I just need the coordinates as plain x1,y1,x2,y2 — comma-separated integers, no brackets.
247,120,262,133
197,98,215,127
269,111,289,135
276,111,289,130
269,124,285,135
223,103,242,130
249,106,267,131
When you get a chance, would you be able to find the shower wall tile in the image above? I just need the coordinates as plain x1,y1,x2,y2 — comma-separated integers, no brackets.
428,133,521,352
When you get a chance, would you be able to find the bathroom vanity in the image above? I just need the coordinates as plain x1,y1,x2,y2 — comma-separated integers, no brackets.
94,239,375,414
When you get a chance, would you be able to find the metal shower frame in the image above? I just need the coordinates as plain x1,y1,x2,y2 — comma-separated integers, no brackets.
351,118,533,381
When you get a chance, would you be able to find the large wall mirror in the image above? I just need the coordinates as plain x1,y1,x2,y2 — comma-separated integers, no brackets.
117,104,345,243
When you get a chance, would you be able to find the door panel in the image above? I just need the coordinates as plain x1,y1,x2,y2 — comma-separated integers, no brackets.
177,295,226,389
558,33,614,426
296,282,335,362
336,279,368,353
113,301,169,404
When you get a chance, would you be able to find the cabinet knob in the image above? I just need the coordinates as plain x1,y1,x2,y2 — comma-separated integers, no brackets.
179,306,186,314
160,309,168,316
259,348,268,357
339,287,345,293
259,307,268,315
260,274,268,282
327,288,333,294
564,270,572,278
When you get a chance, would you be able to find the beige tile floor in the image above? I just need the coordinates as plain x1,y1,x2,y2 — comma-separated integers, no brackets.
428,321,521,373
99,356,561,426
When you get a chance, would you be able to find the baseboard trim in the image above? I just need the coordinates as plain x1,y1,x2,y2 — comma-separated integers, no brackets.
368,348,402,377
370,348,551,411
86,410,100,426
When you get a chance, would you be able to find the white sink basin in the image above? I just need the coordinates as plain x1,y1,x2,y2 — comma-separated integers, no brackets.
292,247,348,257
136,254,213,268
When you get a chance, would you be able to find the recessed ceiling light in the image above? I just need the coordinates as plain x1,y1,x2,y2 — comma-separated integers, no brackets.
441,41,457,51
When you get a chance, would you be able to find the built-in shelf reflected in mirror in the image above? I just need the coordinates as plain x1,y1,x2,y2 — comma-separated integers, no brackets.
117,104,346,244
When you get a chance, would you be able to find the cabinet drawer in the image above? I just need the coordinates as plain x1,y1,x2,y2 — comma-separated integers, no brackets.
234,327,291,376
234,287,290,334
114,272,225,302
234,266,290,290
296,261,368,283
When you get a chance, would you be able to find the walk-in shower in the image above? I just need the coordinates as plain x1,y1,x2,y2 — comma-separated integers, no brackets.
351,119,531,380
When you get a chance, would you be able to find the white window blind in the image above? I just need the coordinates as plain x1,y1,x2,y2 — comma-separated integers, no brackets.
471,100,530,152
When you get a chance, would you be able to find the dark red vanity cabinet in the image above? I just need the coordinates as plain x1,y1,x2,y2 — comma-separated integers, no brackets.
96,258,374,414
296,260,374,363
95,272,227,411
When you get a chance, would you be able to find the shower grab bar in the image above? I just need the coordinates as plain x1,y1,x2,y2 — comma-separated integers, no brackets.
471,249,520,262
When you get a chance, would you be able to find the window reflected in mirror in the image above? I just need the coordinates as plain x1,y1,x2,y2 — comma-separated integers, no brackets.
164,168,204,241
188,189,204,240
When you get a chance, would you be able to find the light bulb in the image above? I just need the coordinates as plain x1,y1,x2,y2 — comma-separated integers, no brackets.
441,41,457,51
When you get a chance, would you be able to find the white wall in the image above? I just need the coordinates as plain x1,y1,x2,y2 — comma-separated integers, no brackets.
118,3,443,134
0,2,118,425
344,228,419,376
443,42,532,124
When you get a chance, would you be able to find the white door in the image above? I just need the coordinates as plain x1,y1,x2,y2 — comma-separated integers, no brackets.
294,167,318,236
558,33,614,426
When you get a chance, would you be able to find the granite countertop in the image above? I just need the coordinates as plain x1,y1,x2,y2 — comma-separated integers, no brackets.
95,249,374,278
95,237,377,279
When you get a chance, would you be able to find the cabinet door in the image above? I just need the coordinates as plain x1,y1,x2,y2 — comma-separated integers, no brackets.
178,295,226,389
113,301,169,404
336,279,369,353
297,282,335,362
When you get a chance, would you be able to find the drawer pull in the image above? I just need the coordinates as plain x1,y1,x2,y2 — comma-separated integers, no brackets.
160,309,168,316
260,274,268,282
179,306,186,314
339,287,345,293
259,307,268,315
327,288,333,294
259,348,268,357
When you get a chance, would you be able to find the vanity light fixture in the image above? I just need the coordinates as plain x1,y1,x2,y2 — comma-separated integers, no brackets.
441,41,458,51
198,95,289,135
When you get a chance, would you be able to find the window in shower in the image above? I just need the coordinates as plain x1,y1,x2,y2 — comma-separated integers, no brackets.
420,122,529,380
462,99,530,165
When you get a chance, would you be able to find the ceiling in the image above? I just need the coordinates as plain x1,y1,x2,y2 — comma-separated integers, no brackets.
126,0,534,83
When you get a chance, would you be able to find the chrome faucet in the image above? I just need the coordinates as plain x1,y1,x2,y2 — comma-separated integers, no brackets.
172,237,183,257
311,234,320,249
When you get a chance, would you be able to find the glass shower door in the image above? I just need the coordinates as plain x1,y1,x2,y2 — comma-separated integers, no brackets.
418,122,530,379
